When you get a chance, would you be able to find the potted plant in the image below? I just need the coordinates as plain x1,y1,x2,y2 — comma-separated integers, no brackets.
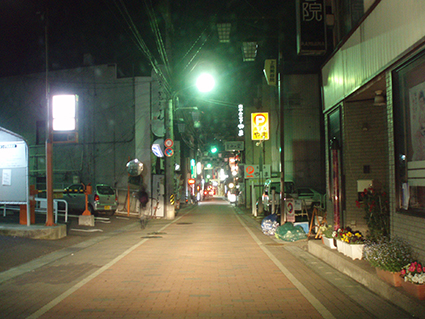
332,227,364,259
342,229,365,260
320,225,336,249
400,262,425,300
364,237,415,287
333,227,350,255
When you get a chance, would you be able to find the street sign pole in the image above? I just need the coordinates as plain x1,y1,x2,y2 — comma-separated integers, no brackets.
165,98,175,220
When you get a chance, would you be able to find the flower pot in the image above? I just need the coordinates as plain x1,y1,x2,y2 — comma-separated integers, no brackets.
348,244,364,260
336,240,348,255
400,279,425,300
322,236,336,249
375,268,403,287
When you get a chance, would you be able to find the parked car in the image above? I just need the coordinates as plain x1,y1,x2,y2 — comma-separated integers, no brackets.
261,178,298,214
297,187,324,209
62,183,118,216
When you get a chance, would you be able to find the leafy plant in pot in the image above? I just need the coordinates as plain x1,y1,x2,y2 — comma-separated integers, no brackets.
320,225,333,238
320,225,336,249
364,237,415,287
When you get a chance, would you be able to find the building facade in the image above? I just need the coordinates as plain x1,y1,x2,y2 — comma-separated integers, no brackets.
0,64,155,215
322,0,425,260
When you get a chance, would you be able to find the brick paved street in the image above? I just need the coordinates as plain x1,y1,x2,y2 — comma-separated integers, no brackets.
0,198,415,318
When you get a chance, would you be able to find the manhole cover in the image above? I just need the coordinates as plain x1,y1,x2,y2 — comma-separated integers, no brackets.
148,232,167,235
141,235,162,239
176,222,192,225
266,243,285,246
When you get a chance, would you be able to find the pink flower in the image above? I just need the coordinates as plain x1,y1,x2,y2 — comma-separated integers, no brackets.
401,269,406,275
409,264,416,272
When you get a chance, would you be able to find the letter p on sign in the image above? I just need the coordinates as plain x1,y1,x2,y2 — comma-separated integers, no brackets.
251,112,269,140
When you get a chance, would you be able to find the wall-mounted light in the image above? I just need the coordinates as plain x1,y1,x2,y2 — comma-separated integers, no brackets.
374,90,386,106
217,23,231,43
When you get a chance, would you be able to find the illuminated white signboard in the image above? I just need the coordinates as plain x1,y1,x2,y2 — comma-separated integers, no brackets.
52,95,78,131
251,112,269,140
238,104,244,136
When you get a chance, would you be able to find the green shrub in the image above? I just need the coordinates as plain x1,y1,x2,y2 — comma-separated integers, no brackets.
364,237,416,272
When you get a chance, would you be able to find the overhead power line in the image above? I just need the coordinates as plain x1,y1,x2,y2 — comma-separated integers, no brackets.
109,0,171,94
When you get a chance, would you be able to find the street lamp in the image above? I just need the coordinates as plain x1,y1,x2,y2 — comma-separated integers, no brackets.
164,71,216,219
196,73,215,93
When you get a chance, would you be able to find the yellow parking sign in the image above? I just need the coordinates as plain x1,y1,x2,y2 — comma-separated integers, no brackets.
251,112,269,140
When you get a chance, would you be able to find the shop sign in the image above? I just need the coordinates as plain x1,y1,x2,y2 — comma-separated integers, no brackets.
244,164,271,179
286,199,296,222
225,141,244,151
264,59,277,86
238,104,244,137
296,0,326,55
251,112,269,140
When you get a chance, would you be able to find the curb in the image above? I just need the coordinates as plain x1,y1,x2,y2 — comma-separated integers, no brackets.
308,240,425,318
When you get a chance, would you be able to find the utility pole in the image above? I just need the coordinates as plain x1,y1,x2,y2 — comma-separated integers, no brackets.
278,21,286,225
44,9,55,226
164,0,175,219
165,98,175,219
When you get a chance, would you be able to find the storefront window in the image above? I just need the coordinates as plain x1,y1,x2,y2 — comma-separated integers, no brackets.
394,50,425,214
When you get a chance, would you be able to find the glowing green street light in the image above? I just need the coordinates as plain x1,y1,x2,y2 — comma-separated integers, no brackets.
211,146,218,154
196,73,215,93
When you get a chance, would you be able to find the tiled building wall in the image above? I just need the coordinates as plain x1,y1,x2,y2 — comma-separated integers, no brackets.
342,101,389,234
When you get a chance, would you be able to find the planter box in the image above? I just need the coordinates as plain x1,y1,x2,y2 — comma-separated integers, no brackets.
336,239,348,255
375,268,403,287
322,236,337,249
348,244,364,260
400,279,425,300
336,240,364,260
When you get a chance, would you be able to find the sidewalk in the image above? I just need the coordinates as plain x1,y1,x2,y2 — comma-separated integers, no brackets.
0,199,422,318
243,205,425,318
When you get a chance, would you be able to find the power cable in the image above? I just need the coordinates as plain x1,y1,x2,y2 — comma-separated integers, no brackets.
144,0,171,80
109,0,171,94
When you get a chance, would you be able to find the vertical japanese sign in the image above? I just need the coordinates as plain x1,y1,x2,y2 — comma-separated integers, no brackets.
264,59,277,86
251,112,269,141
238,104,244,137
296,0,326,55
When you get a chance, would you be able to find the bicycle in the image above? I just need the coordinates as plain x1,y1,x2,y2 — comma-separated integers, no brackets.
139,197,159,229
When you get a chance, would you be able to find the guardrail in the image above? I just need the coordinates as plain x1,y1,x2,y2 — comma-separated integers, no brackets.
35,198,69,223
1,199,68,224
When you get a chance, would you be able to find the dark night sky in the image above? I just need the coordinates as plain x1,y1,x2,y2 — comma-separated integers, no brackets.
0,0,301,145
0,0,152,77
0,0,291,79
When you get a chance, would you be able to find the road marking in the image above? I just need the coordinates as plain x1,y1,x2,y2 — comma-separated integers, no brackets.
26,215,185,319
234,212,336,319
